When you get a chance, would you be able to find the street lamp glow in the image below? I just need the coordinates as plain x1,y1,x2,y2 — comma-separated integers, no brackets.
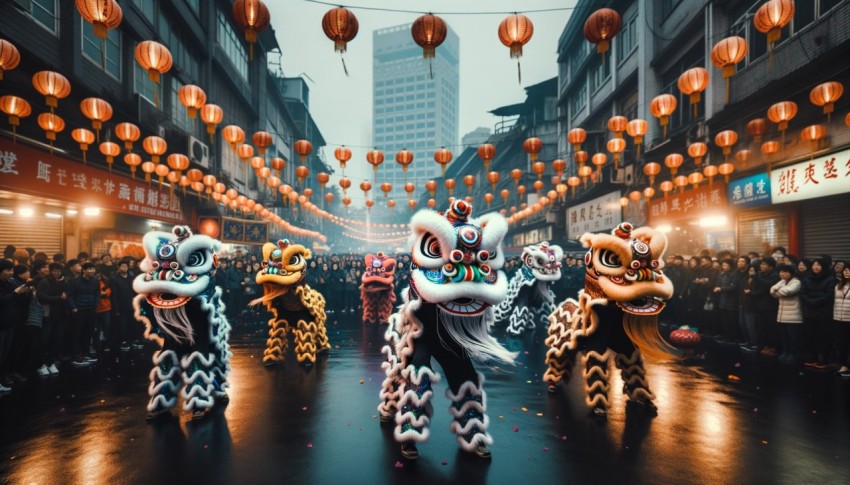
45,212,62,219
83,207,101,216
699,215,728,227
19,207,34,217
66,209,78,215
656,224,673,233
0,208,13,215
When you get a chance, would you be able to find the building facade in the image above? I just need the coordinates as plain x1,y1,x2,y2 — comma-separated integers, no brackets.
556,0,850,259
372,23,460,197
0,0,328,257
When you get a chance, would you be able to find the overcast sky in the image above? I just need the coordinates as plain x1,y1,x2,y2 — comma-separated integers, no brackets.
271,0,574,179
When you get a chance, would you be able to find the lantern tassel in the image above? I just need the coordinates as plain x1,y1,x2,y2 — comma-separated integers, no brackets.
517,61,522,85
341,54,349,77
429,59,433,80
726,77,730,105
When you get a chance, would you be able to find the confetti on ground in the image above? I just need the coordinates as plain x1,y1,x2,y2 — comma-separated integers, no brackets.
561,435,567,440
734,363,741,368
513,426,519,432
307,443,313,448
498,415,504,419
812,410,817,414
394,461,404,468
753,408,759,413
302,406,308,411
536,413,543,417
761,440,768,445
727,374,741,382
543,447,549,452
100,400,105,403
203,445,208,449
441,460,448,465
521,407,528,412
359,379,365,384
526,380,532,384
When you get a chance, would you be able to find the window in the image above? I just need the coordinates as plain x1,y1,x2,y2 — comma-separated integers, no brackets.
590,55,610,92
82,19,121,79
216,10,249,81
617,15,637,61
133,0,156,26
661,0,683,19
570,80,587,115
159,10,200,82
135,62,162,107
171,81,194,133
12,0,58,33
660,43,704,131
186,0,200,15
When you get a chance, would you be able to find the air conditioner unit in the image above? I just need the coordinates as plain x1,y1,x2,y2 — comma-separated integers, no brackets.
611,165,634,185
188,135,209,168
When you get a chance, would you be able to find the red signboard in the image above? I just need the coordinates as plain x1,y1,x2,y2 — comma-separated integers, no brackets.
0,137,185,224
648,183,727,223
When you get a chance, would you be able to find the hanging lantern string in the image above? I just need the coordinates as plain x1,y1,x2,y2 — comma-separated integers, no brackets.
303,0,574,15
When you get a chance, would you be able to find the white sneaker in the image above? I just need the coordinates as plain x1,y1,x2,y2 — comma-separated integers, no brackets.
0,384,11,393
48,364,59,374
37,365,50,377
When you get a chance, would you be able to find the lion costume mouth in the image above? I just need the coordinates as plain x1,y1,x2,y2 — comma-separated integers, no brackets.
438,298,487,316
146,292,191,309
617,296,665,315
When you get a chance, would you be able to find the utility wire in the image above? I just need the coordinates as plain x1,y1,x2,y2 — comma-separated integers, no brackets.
302,0,576,15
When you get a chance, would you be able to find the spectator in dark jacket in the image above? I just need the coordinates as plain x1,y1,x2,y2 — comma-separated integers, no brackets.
800,256,836,369
749,257,780,356
36,263,69,372
713,259,740,343
223,260,244,320
109,260,137,351
738,262,760,351
1,260,32,390
67,262,100,366
691,256,718,335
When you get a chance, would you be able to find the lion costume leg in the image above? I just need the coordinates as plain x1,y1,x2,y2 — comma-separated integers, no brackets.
447,373,492,458
180,351,217,419
264,315,289,365
146,349,180,418
394,364,440,453
506,305,534,336
582,349,611,416
615,349,657,413
294,319,317,364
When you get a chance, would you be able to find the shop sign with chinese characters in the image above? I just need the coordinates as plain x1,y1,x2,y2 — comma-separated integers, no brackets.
567,191,622,239
728,172,771,208
648,184,726,224
770,149,850,204
0,138,184,223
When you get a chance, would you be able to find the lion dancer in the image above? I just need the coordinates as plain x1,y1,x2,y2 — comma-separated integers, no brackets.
544,223,680,418
378,200,514,461
251,239,329,366
133,225,232,420
495,242,563,335
360,252,397,325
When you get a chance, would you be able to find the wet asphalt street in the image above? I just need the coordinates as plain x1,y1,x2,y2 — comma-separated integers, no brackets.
1,313,849,485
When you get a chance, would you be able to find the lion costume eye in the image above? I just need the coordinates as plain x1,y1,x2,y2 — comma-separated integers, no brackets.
187,250,206,267
599,249,621,268
420,233,442,259
289,254,303,266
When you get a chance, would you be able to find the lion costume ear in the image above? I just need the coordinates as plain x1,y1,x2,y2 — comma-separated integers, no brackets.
579,232,596,248
364,253,375,267
302,248,313,260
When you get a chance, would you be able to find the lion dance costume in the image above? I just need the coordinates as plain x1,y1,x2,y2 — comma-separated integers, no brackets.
495,242,563,335
133,225,231,420
360,252,397,325
250,239,329,366
378,200,514,460
544,222,679,417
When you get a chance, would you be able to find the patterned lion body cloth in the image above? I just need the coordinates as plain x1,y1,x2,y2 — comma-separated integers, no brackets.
378,200,514,461
495,242,564,335
544,222,680,417
132,225,232,420
251,239,329,366
360,252,397,325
